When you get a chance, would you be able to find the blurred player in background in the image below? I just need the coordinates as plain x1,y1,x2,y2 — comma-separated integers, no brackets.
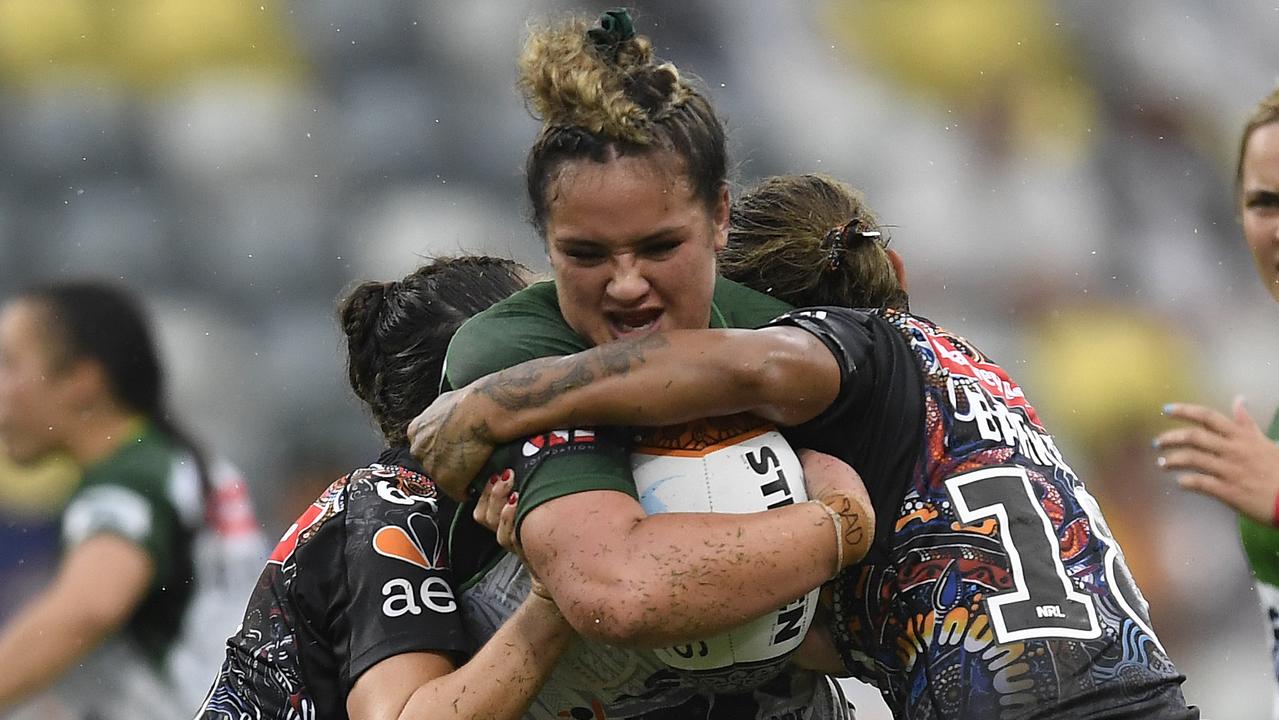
195,256,578,720
0,281,261,719
411,10,872,720
1157,85,1279,717
0,452,77,622
417,173,1199,718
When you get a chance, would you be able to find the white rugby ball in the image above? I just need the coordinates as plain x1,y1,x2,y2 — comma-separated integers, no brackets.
629,414,818,693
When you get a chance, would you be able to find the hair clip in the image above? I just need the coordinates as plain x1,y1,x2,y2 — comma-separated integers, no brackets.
854,229,883,245
821,227,846,271
587,9,636,62
822,219,884,272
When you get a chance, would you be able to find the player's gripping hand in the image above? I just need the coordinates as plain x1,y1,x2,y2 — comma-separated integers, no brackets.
472,468,555,601
409,386,500,500
473,468,518,547
1156,396,1279,527
797,449,875,570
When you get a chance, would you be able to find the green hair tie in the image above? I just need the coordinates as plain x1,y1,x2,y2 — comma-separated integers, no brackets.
587,9,636,62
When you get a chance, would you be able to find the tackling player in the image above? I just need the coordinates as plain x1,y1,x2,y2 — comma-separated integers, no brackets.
195,257,573,720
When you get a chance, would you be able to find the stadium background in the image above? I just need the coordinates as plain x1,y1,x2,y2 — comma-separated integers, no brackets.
0,1,1275,717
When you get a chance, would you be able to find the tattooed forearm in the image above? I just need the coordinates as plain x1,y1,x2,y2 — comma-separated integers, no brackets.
473,332,672,413
412,393,502,485
451,418,498,481
474,357,596,412
594,331,669,377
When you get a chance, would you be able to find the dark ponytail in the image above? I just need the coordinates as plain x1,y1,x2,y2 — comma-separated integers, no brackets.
339,256,529,445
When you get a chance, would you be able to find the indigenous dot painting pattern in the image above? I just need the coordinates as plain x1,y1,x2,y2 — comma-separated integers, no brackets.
818,308,1192,719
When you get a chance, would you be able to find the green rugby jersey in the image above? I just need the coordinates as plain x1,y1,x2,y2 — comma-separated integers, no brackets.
62,420,199,664
443,276,792,527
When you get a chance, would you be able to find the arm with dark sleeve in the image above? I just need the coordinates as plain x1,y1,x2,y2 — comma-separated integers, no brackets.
340,480,470,686
443,307,918,515
340,476,573,720
413,326,843,497
460,327,841,443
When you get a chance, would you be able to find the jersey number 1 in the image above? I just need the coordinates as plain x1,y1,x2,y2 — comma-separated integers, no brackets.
944,467,1101,643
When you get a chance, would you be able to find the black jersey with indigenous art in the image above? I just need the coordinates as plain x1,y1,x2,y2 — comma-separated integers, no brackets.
196,448,469,720
770,307,1197,720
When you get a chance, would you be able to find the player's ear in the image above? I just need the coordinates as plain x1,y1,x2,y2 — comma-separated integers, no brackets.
712,183,729,252
887,249,908,294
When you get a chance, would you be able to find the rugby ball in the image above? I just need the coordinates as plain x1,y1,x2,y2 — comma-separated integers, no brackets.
629,414,818,693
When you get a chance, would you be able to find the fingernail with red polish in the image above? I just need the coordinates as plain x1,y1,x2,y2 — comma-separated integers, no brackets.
508,493,518,505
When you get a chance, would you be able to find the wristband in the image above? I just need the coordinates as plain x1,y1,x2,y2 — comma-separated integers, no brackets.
1271,489,1279,528
811,500,844,579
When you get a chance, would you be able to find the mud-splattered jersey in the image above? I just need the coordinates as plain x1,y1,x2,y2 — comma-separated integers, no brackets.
462,552,852,720
451,430,854,720
195,448,468,720
771,307,1197,719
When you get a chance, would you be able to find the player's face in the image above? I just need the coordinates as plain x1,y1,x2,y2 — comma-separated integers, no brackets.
544,153,728,347
0,301,70,463
1242,121,1279,302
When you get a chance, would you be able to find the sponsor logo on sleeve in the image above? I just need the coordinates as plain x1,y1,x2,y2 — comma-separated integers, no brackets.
521,428,596,458
374,512,456,616
372,513,444,570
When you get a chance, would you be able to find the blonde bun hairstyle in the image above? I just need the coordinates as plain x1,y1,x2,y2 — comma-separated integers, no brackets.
520,10,726,235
